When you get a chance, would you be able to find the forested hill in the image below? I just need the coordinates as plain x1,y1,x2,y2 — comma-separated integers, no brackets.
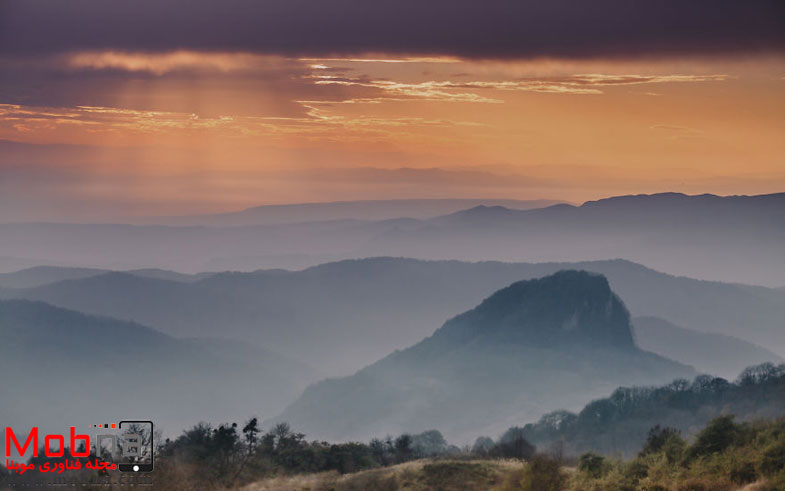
271,271,693,441
519,362,785,457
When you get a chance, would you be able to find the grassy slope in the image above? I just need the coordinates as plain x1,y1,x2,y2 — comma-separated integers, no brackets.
241,459,529,491
241,418,785,490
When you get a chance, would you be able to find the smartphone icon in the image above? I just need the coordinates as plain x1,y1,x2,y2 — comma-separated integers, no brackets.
117,421,154,472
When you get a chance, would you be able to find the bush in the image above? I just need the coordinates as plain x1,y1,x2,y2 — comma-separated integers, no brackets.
759,439,785,477
578,452,606,478
519,454,566,491
640,425,681,456
662,432,687,464
684,416,739,462
624,460,648,481
729,460,757,485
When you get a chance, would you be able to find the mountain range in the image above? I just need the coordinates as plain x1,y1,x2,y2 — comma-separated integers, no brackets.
2,257,783,375
0,192,782,285
269,271,695,442
144,198,562,227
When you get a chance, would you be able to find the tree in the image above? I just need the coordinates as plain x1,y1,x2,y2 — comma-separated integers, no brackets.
737,363,784,386
242,417,260,456
495,427,536,460
369,438,391,465
411,430,448,457
639,425,680,456
685,415,739,462
471,436,495,455
393,434,414,463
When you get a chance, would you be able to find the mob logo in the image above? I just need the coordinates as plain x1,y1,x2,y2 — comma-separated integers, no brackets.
5,421,153,472
6,427,93,458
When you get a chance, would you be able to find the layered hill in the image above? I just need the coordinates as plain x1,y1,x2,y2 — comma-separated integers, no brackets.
632,316,782,379
4,258,783,375
0,265,211,289
0,192,782,285
270,271,695,441
0,299,313,450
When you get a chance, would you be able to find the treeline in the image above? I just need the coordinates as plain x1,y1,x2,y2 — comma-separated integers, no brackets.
517,362,785,457
4,362,785,490
153,420,551,489
1,421,547,490
153,421,463,489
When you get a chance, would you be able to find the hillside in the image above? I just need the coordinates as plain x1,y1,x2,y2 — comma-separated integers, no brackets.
0,299,313,452
520,363,785,457
271,271,694,441
632,316,782,379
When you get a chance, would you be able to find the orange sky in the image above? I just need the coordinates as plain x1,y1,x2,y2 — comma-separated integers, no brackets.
0,52,784,220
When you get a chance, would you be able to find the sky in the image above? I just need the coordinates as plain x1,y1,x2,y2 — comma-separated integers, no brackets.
1,0,784,221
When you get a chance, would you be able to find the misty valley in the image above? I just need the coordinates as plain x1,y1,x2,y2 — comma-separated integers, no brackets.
3,0,784,486
2,193,785,490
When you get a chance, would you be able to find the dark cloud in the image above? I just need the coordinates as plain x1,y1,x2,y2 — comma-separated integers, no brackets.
1,0,783,59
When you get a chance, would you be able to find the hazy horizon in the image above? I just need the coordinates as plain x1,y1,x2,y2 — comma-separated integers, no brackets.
2,0,784,223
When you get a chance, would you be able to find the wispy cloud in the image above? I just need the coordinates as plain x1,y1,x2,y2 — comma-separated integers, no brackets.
0,102,480,145
310,71,729,103
570,74,729,85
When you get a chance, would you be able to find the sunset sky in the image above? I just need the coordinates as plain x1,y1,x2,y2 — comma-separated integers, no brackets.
1,0,783,221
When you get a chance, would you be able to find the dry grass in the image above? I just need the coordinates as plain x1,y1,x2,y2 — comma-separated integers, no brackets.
241,459,526,491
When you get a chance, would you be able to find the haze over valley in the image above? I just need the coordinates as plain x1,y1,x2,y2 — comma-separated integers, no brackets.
2,1,784,487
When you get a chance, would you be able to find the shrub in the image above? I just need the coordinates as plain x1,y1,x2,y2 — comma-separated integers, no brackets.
684,416,739,462
729,460,757,485
640,425,681,456
624,460,648,481
519,454,566,491
759,439,785,477
578,452,606,478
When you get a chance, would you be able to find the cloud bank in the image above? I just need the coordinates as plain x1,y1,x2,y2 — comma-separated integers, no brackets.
1,0,783,58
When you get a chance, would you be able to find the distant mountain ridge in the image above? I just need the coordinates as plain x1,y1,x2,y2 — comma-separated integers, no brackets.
147,198,563,227
271,271,694,442
0,192,782,285
0,265,212,289
632,316,782,379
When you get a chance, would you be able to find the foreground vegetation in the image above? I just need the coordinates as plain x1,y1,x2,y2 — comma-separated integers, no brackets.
6,415,783,490
3,363,785,490
238,417,785,490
